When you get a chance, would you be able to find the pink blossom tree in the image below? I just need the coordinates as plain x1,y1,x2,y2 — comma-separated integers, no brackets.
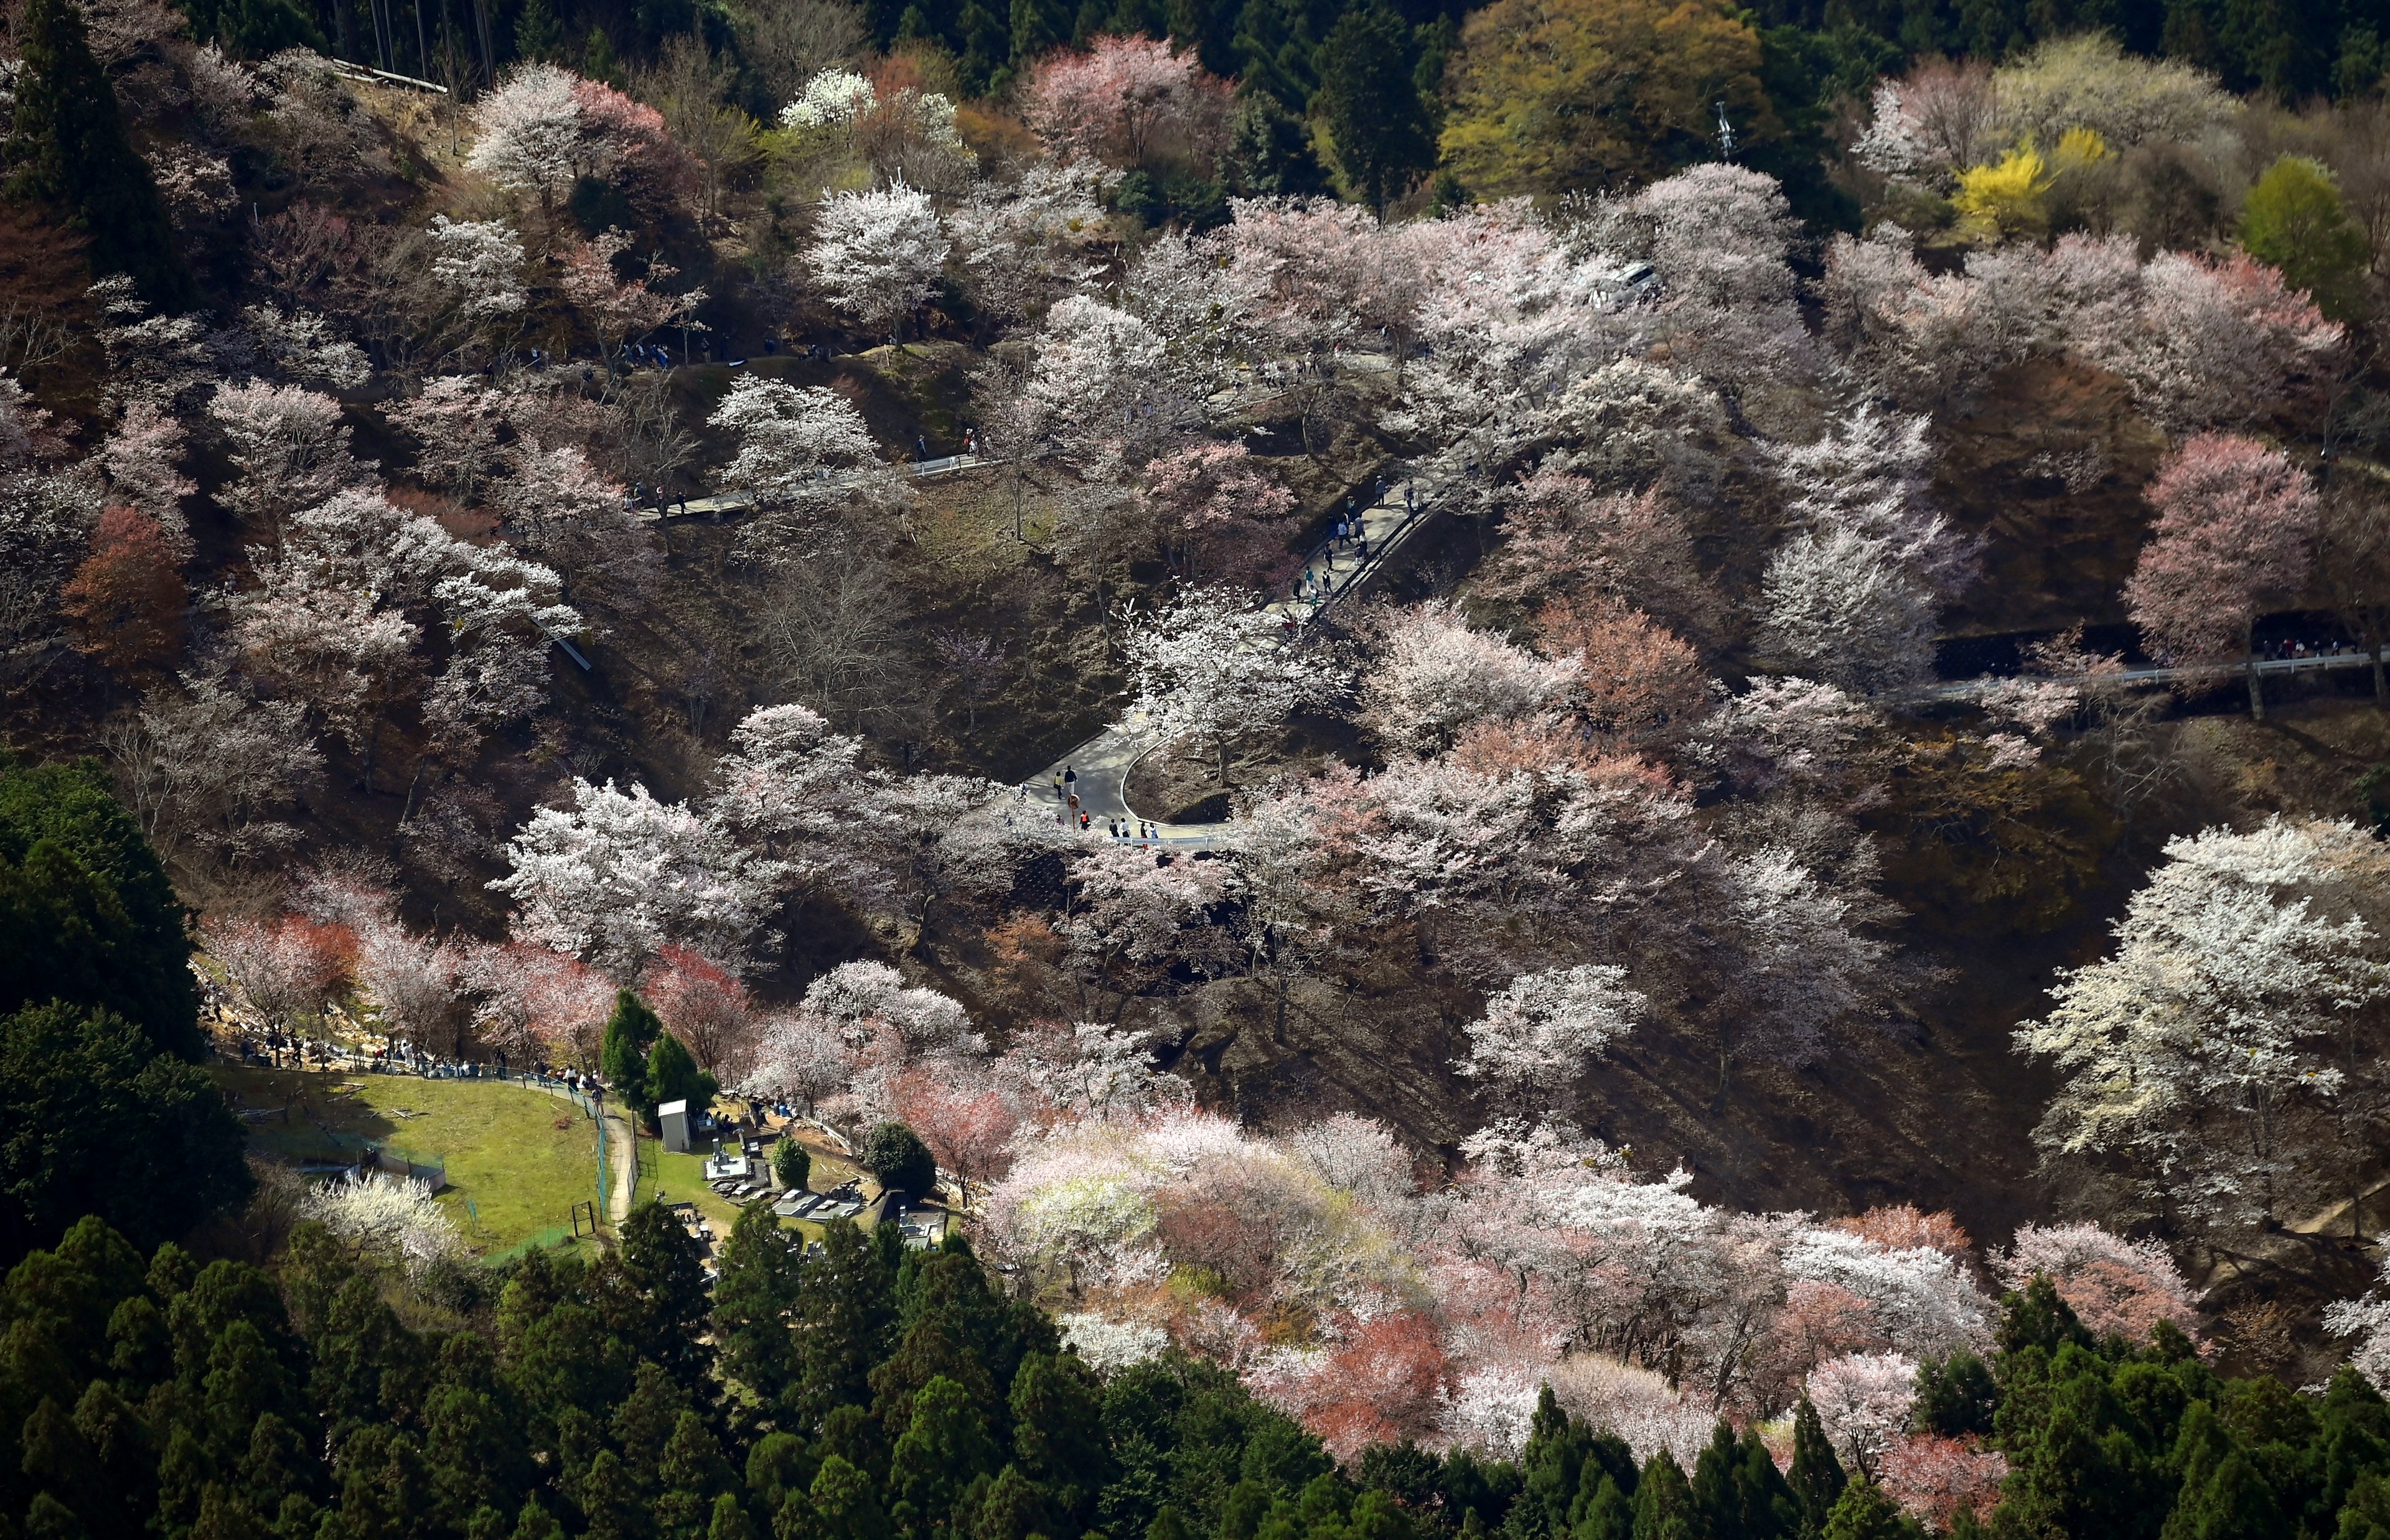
2124,432,2317,718
641,944,760,1082
1023,35,1227,169
1806,1351,1919,1481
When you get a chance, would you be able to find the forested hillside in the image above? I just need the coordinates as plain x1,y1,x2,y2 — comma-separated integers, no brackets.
17,0,2390,1529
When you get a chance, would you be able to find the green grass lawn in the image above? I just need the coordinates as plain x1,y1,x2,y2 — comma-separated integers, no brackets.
214,1065,605,1256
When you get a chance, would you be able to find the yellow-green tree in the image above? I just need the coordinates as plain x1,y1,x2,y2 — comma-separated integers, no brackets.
1437,0,1775,197
2239,154,2371,322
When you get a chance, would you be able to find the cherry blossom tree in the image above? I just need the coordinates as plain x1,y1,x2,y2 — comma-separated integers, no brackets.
424,216,529,337
492,778,777,978
97,399,194,543
103,673,321,875
808,181,947,338
945,162,1110,325
1482,472,1707,636
556,228,697,366
2327,1252,2390,1392
1806,1353,1918,1482
494,440,658,611
469,941,619,1065
1023,35,1227,167
1130,587,1333,785
354,913,474,1056
2016,817,2386,1236
467,63,586,210
743,1011,855,1115
2125,432,2317,717
641,944,759,1081
706,376,905,554
1879,1437,2008,1531
1756,525,1939,695
1456,963,1646,1105
388,376,503,499
779,67,876,136
1141,440,1298,587
995,1019,1186,1121
1853,58,1998,185
1537,599,1708,747
1992,1223,2201,1343
1359,600,1581,757
891,1066,1018,1208
203,912,355,1034
1061,844,1237,1014
207,381,368,544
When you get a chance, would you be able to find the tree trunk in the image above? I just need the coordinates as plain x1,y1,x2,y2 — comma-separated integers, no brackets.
2371,616,2387,705
2246,656,2266,721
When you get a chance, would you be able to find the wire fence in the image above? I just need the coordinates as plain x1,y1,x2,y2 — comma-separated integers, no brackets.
480,1226,575,1266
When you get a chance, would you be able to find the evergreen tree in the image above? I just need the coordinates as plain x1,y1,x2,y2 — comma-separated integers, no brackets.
615,1203,718,1398
657,1410,736,1540
0,758,204,1061
0,1003,248,1266
1573,1477,1634,1540
1011,1351,1113,1523
647,1032,716,1118
1819,1482,1911,1540
1789,1399,1846,1540
602,992,664,1116
1997,1276,2094,1357
1314,5,1433,212
774,1139,813,1193
715,1201,804,1402
863,1124,937,1200
1,0,193,309
890,1374,1002,1538
1913,1351,1999,1439
809,1453,894,1540
515,0,563,57
793,1219,899,1426
711,1491,763,1540
1633,1452,1697,1540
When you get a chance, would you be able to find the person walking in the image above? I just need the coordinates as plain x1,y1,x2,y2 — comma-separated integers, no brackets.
1079,810,1091,831
1064,765,1078,795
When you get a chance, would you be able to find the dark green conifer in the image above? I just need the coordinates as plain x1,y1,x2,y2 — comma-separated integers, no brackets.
1789,1398,1847,1540
1,0,192,309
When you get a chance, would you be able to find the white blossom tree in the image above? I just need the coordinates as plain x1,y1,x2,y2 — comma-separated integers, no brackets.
808,180,948,338
706,376,905,554
2016,817,2388,1236
1457,964,1646,1104
1807,1353,1918,1481
1359,600,1581,757
492,778,777,978
1130,587,1332,785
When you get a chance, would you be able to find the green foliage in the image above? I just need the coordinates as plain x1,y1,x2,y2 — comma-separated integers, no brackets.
604,991,665,1115
1,0,193,309
173,0,324,57
1438,0,1778,197
1788,1399,1845,1540
0,758,202,1062
1914,1351,1999,1439
776,1139,814,1193
864,1122,938,1199
648,1031,718,1116
2240,155,2371,321
0,1003,248,1266
1818,1482,1915,1540
714,1200,805,1403
1315,6,1435,213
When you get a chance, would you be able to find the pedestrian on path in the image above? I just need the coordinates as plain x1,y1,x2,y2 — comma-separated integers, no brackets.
1064,766,1077,793
1079,810,1090,830
1051,772,1063,795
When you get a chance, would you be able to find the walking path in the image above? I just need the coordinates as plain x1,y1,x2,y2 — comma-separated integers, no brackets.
1026,470,1454,846
1899,648,2383,702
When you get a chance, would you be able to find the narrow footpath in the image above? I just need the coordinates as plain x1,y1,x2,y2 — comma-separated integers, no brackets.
1028,470,1452,845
